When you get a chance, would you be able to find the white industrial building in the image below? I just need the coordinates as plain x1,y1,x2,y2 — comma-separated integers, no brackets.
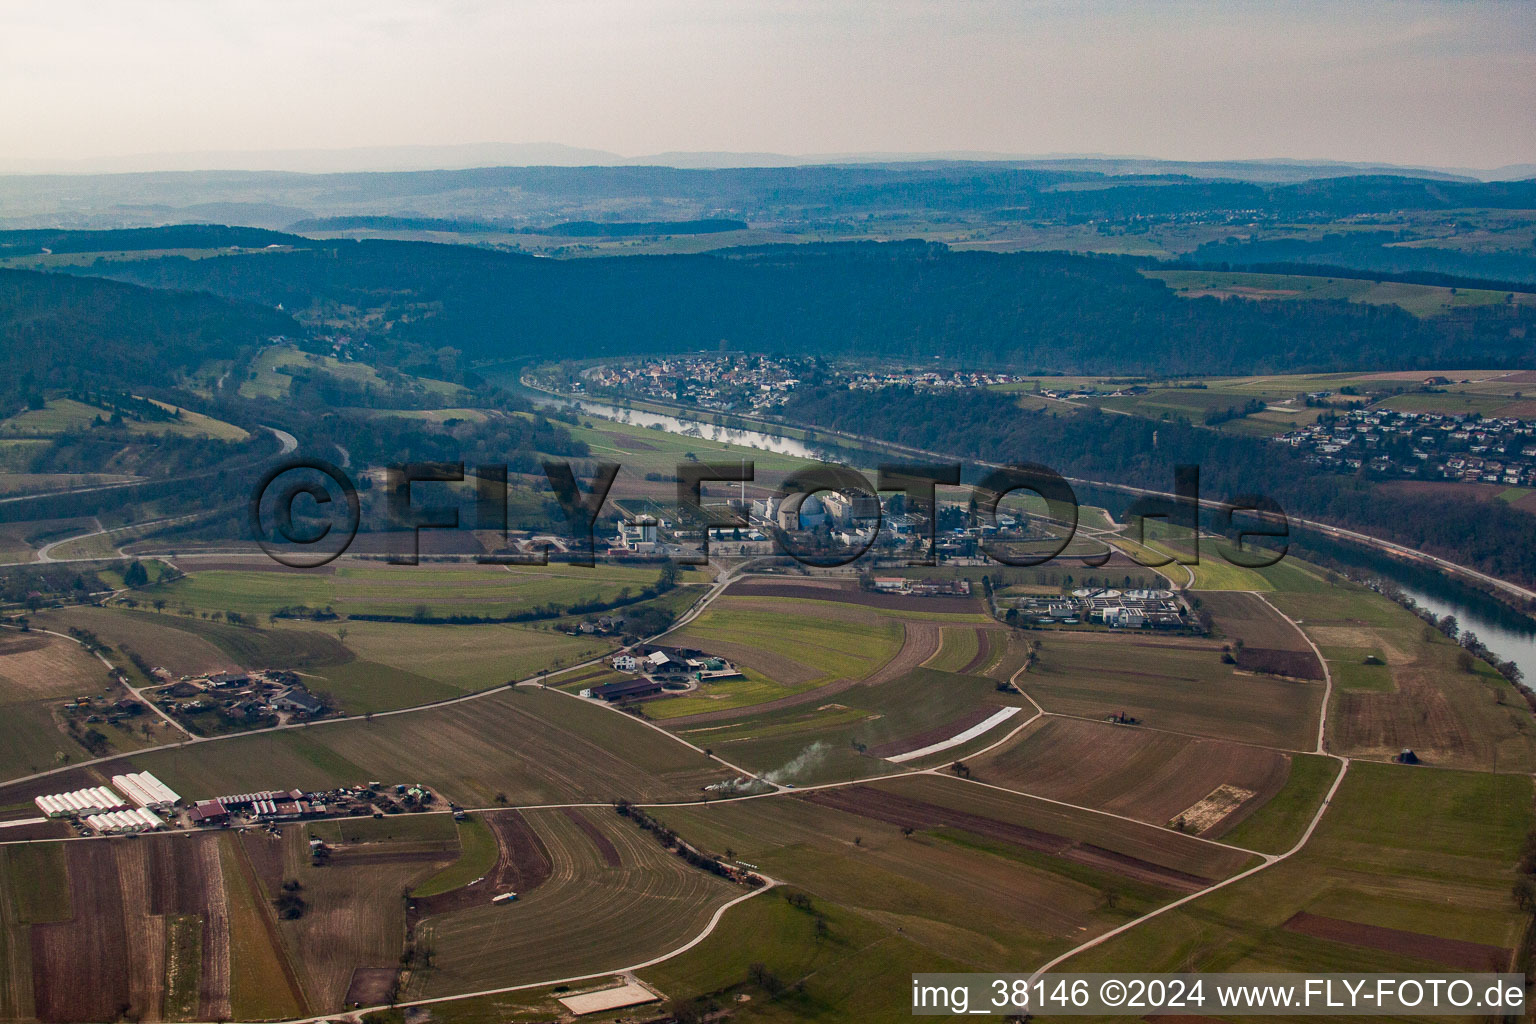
84,808,164,834
34,786,130,818
110,771,180,811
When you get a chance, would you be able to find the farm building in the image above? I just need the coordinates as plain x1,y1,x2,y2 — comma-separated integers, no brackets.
612,654,640,672
84,808,164,834
588,679,664,702
251,798,313,820
271,687,326,715
215,789,290,810
110,771,181,810
34,786,130,818
188,800,229,825
689,656,742,680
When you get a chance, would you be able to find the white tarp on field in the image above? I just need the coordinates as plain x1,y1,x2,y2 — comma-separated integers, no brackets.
887,706,1022,762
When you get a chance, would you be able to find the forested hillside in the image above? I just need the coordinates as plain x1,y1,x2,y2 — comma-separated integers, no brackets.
0,224,305,257
0,268,299,415
61,240,1536,375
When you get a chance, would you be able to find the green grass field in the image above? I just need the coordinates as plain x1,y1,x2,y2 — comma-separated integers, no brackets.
1270,585,1536,770
672,600,903,687
411,815,500,898
1218,753,1342,854
134,562,700,621
924,626,981,672
240,344,466,403
1067,762,1533,977
0,398,248,441
651,776,1249,984
641,666,821,721
669,667,1033,784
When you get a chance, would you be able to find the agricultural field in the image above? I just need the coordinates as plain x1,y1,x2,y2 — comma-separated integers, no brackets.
0,832,301,1023
133,559,704,622
35,606,479,714
1018,630,1324,750
1143,269,1536,317
407,807,740,999
237,821,455,1010
652,773,1254,978
969,716,1293,837
662,595,904,713
922,624,984,672
1269,586,1536,770
130,686,733,807
283,619,614,709
36,606,241,679
0,630,109,704
0,631,123,779
669,666,1034,784
1198,590,1324,679
1066,762,1533,980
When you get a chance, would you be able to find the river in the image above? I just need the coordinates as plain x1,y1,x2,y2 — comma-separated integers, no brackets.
530,392,828,461
1387,578,1536,682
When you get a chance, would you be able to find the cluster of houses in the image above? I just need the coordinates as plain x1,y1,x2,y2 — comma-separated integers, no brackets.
149,668,329,726
1008,588,1187,629
842,368,1024,391
1276,406,1536,485
582,645,743,703
575,357,1104,416
579,355,806,411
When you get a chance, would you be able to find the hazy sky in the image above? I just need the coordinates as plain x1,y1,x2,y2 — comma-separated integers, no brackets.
3,0,1533,170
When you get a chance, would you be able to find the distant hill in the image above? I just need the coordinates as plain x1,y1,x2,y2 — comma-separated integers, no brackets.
55,239,1536,377
3,165,1532,234
532,219,749,237
287,215,507,234
0,225,305,257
